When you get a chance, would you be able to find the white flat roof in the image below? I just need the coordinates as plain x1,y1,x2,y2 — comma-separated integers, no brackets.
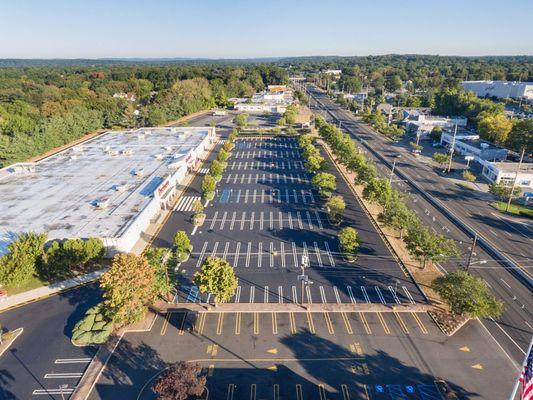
0,127,210,253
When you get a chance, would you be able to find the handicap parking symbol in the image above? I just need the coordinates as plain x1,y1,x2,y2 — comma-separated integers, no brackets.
375,385,384,393
406,386,414,393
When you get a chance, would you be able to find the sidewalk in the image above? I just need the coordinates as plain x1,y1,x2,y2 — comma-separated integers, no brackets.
0,269,105,312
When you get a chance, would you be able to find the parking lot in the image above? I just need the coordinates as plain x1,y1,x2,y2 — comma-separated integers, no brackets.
173,136,424,305
89,310,513,400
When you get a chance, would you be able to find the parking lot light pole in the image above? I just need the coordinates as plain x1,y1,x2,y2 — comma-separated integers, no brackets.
465,233,478,272
389,155,401,184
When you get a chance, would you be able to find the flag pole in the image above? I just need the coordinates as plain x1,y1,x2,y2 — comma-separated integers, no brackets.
509,337,533,400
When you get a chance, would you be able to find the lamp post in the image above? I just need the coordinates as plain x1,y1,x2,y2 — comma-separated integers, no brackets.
299,255,309,306
389,155,402,184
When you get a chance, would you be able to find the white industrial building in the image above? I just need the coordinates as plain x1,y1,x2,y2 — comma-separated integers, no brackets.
440,132,508,162
405,115,467,137
234,103,288,113
462,80,533,102
480,160,533,189
0,126,216,256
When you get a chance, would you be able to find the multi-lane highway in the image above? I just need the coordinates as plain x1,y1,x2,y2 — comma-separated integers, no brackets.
304,83,532,364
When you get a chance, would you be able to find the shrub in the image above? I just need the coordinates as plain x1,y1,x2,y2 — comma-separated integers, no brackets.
152,362,206,400
174,231,192,262
72,303,114,344
217,148,230,162
222,141,234,152
462,170,476,183
209,160,224,180
201,175,216,198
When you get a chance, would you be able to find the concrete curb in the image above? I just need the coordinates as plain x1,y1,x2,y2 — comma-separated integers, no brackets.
70,311,158,400
0,327,23,357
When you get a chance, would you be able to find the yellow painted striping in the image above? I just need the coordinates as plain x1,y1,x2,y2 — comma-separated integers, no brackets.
377,312,391,334
208,364,215,376
195,312,206,334
341,312,353,334
289,312,297,334
318,384,327,400
178,312,188,335
211,344,219,357
363,384,370,400
324,312,335,335
358,312,371,334
341,384,350,400
250,384,256,400
296,384,303,400
216,313,224,335
272,312,278,335
235,312,241,335
411,312,428,334
273,384,280,400
226,384,235,400
306,312,316,334
254,312,259,335
189,356,366,363
394,312,409,334
160,312,171,336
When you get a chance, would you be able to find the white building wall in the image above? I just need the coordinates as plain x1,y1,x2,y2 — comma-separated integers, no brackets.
462,81,533,101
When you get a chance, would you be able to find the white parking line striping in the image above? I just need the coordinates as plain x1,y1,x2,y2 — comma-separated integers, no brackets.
222,242,230,260
306,285,313,304
314,242,323,267
264,286,269,303
209,211,219,230
388,286,401,304
258,243,263,268
347,286,356,303
260,212,264,230
210,242,219,257
33,389,75,395
55,358,92,364
403,286,415,304
306,211,314,229
220,211,228,230
270,242,274,268
279,212,283,230
319,286,327,303
288,212,294,229
280,242,286,268
292,286,298,303
175,196,201,212
315,211,323,229
196,242,208,268
375,286,386,304
324,242,335,267
361,286,370,303
297,212,303,229
250,211,255,230
292,242,298,267
269,212,274,230
229,212,236,230
249,286,255,303
234,242,241,268
333,286,341,304
245,242,252,268
278,286,283,303
44,373,83,379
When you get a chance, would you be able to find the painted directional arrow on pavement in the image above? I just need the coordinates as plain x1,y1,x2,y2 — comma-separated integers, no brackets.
267,348,278,354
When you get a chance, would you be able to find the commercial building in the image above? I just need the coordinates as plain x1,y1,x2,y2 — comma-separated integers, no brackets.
462,80,533,102
480,160,533,189
235,86,293,114
323,69,342,76
440,132,508,162
0,126,216,255
406,115,467,137
233,103,288,113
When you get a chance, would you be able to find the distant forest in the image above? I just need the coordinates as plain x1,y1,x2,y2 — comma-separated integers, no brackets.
0,55,532,166
0,63,288,166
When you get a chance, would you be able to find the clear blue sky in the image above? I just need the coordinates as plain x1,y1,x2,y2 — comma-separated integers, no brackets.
1,0,532,58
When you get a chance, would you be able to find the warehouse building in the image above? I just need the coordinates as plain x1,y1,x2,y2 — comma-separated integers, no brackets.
440,132,508,162
480,160,533,189
0,126,216,255
462,80,533,102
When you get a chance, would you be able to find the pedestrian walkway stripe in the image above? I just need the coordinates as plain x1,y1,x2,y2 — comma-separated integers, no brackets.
175,195,201,212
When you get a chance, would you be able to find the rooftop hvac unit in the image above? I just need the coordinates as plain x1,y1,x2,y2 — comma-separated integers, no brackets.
122,149,133,156
114,184,128,192
480,143,490,149
73,146,83,152
155,153,164,160
107,150,119,156
133,168,144,177
104,145,111,151
94,198,110,209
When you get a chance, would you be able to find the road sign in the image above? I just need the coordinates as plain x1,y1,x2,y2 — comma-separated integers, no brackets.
465,155,475,161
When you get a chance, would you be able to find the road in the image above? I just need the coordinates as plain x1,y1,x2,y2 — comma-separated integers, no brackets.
304,83,532,364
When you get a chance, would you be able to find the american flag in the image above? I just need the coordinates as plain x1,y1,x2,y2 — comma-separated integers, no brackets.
520,344,533,400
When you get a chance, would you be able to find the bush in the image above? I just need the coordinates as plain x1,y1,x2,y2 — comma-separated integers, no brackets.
222,141,234,152
209,160,224,180
201,175,216,197
217,148,230,162
462,170,476,183
174,231,192,262
72,303,114,344
339,227,359,260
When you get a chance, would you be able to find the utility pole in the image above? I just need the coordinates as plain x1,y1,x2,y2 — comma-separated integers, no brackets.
389,155,401,184
446,124,458,173
506,147,525,212
465,233,478,272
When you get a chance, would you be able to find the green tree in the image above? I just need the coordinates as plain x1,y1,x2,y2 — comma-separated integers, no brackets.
201,175,216,200
173,231,192,262
354,162,377,185
0,232,47,286
432,271,504,318
404,225,458,269
233,113,249,127
276,117,286,126
304,154,325,173
144,247,173,299
432,152,450,168
145,107,167,126
362,178,393,206
311,172,337,198
100,253,159,326
338,227,359,260
378,192,419,238
506,119,533,155
430,126,443,142
193,257,238,306
217,148,230,162
477,112,513,144
209,160,224,180
489,182,512,201
326,195,346,224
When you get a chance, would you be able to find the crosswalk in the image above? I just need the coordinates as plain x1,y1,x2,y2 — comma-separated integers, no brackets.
224,173,311,184
198,167,209,174
228,161,305,170
206,210,325,230
176,281,416,305
217,188,315,204
174,195,201,212
217,139,227,144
